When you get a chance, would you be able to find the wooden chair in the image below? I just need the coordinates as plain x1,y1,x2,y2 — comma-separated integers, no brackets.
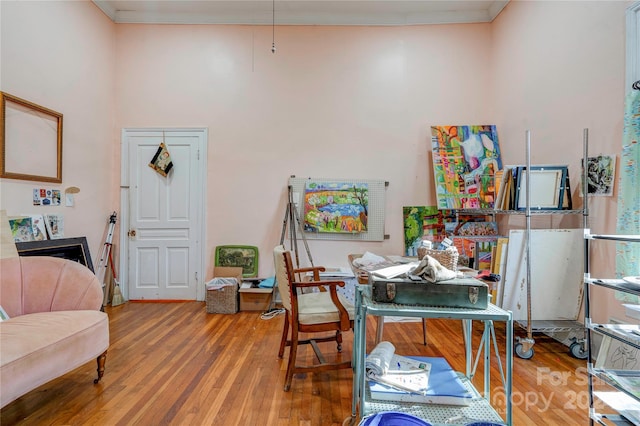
273,245,355,391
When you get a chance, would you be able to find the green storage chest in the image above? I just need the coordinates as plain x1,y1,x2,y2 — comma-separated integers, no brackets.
371,276,489,309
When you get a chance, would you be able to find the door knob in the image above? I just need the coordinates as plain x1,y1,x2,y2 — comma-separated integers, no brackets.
128,229,136,237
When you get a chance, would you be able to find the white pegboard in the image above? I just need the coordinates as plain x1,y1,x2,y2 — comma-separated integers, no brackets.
287,176,387,242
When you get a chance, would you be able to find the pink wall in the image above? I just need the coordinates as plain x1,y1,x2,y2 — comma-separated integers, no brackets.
115,22,493,272
1,1,634,320
491,0,632,322
0,0,116,258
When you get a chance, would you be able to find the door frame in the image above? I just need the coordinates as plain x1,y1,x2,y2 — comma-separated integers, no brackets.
119,127,208,301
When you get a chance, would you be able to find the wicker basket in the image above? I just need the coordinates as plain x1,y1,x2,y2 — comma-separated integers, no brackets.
417,247,459,271
206,283,238,314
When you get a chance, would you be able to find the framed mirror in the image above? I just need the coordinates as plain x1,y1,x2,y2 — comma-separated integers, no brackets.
0,92,63,183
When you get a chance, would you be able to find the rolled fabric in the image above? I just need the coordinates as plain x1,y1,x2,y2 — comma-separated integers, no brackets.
409,255,461,283
365,341,395,380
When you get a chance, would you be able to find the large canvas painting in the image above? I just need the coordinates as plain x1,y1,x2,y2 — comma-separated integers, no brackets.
403,206,496,256
304,181,368,233
431,125,503,209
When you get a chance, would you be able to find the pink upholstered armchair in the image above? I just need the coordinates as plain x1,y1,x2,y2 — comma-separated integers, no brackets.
0,256,109,408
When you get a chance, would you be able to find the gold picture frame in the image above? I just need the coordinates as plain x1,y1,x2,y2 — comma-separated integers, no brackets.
0,92,63,183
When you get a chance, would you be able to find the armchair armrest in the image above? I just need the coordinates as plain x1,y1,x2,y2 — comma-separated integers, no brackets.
294,265,326,281
291,279,344,289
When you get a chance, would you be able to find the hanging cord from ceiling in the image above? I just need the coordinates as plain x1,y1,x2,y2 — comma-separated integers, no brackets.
633,80,640,90
271,0,276,53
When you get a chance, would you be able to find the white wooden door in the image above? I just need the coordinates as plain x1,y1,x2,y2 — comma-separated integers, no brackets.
121,129,206,300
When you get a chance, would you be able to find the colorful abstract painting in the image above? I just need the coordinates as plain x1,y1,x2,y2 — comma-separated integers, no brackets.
452,236,498,268
8,217,34,242
304,181,368,234
403,206,496,256
431,125,503,209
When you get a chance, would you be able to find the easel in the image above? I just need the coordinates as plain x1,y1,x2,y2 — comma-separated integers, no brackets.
268,183,313,311
280,183,313,270
96,212,117,306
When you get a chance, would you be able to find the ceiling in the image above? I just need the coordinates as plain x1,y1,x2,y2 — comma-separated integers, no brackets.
92,0,509,26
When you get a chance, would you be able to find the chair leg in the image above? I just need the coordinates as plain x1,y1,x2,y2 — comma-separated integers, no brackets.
278,312,290,358
94,350,107,384
284,327,299,391
336,330,343,352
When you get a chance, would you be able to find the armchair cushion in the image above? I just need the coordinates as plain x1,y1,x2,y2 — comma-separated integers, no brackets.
297,292,354,325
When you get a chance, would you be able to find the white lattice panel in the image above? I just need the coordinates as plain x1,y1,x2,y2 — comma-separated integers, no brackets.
288,176,387,242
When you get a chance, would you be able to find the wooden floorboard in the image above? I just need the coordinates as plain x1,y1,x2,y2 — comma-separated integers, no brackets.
1,302,591,425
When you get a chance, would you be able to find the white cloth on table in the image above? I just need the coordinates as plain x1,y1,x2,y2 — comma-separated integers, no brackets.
409,255,463,283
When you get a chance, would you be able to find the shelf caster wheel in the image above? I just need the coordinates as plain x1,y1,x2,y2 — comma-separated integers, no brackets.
570,341,588,359
515,342,534,359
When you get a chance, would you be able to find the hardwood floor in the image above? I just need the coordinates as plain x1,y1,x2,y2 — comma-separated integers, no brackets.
1,302,590,425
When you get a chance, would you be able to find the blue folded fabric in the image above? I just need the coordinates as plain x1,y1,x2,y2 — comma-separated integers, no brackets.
258,277,275,288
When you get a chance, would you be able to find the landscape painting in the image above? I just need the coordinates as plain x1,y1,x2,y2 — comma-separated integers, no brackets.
304,181,368,234
431,125,503,209
403,206,446,256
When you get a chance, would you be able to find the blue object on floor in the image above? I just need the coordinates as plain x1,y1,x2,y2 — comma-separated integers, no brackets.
258,276,275,288
359,411,432,426
465,423,505,426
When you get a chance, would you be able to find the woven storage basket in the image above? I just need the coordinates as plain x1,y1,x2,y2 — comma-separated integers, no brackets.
206,283,238,314
417,247,459,271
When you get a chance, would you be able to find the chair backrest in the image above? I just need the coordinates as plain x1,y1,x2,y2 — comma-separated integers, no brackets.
0,256,103,317
273,245,292,311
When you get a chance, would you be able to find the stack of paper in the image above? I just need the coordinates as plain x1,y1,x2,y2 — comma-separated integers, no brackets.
305,267,355,279
368,356,473,406
371,262,419,279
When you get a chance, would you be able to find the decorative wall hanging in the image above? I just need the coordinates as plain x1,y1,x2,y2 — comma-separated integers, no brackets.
44,213,64,239
581,154,616,196
33,188,61,206
514,166,567,210
0,92,63,183
28,214,47,240
403,206,444,256
403,206,496,256
149,142,173,177
303,180,368,234
7,214,47,242
8,217,34,242
215,245,259,277
431,125,502,209
287,176,387,242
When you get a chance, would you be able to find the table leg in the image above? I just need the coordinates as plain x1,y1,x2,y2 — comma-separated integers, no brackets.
375,316,384,344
